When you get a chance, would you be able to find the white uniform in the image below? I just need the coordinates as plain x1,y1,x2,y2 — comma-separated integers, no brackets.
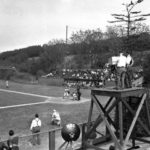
126,54,134,66
117,53,127,67
52,110,61,126
63,88,70,97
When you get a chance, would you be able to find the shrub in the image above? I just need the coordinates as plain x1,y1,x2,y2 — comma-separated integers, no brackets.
11,72,33,83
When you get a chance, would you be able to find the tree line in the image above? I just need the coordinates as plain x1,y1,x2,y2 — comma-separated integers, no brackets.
0,23,150,77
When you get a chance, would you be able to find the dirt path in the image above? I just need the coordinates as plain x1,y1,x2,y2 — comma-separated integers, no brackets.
0,88,90,109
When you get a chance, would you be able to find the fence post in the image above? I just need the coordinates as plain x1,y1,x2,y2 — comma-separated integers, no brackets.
81,123,86,150
49,131,55,150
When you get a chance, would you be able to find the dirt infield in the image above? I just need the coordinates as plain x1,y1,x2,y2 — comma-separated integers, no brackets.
45,96,90,104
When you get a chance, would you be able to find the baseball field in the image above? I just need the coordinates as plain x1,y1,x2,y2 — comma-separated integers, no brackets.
0,80,97,139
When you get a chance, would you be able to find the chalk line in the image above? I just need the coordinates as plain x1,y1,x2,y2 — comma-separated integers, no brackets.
0,101,50,109
0,88,51,99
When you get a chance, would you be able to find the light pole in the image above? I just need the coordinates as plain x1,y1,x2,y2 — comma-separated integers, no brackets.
66,25,68,44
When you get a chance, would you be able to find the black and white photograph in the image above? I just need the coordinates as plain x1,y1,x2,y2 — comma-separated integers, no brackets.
0,0,150,149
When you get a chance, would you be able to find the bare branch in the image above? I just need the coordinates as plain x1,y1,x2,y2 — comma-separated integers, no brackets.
114,17,125,20
108,20,127,23
111,14,126,17
141,13,150,16
133,17,146,22
131,11,141,14
130,14,150,18
137,0,144,3
131,27,136,30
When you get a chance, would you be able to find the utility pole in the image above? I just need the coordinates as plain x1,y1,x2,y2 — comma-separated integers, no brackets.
66,25,68,44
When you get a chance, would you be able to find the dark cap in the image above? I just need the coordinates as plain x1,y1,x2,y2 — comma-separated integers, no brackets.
35,113,39,118
9,130,14,136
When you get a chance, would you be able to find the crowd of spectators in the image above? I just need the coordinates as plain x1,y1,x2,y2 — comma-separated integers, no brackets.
63,66,116,88
41,64,143,89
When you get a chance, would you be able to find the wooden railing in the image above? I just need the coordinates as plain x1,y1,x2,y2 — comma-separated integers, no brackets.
1,122,87,150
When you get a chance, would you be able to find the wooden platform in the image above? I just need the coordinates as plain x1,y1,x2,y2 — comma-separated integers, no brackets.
81,87,150,150
91,87,146,97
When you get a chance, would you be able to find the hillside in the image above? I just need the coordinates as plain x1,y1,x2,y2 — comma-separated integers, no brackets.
0,29,150,78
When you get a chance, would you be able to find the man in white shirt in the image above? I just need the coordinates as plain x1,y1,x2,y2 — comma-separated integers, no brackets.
126,52,134,87
51,110,61,126
116,52,128,89
117,53,127,68
30,113,42,145
126,53,134,67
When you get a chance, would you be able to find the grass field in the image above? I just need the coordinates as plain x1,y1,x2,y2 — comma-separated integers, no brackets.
0,80,99,140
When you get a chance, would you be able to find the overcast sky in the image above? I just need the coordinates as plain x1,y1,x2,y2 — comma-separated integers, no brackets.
0,0,150,52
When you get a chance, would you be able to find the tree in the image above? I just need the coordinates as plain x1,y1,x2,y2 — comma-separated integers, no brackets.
70,29,103,44
105,26,124,54
109,0,150,53
70,29,103,55
40,43,65,73
131,22,150,34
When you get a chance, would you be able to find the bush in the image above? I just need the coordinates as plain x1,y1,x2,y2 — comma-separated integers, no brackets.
11,72,33,83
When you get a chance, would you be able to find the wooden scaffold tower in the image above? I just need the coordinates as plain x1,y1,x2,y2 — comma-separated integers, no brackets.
81,87,150,150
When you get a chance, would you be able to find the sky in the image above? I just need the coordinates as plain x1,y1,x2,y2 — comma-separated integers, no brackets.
0,0,150,52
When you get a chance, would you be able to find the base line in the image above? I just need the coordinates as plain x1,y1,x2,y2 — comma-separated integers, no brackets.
0,88,51,99
0,101,50,109
0,88,52,109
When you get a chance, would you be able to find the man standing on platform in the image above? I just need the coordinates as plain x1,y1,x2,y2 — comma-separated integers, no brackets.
126,52,134,88
116,52,128,89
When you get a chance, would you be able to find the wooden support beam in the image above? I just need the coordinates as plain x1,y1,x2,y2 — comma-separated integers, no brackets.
81,123,86,150
86,115,103,138
49,131,55,150
92,94,117,130
145,99,150,130
87,100,94,128
122,99,150,135
123,93,147,148
86,97,102,139
104,97,114,110
119,99,123,146
91,94,122,149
